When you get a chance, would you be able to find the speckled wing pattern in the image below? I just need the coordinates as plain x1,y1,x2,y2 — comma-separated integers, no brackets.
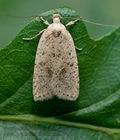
33,23,79,101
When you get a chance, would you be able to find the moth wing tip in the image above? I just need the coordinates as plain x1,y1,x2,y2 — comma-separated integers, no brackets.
33,94,54,102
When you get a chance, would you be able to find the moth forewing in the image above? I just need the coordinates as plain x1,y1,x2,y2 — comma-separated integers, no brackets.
33,14,79,101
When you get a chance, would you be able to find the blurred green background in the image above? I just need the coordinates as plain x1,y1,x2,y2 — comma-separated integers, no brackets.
0,0,120,48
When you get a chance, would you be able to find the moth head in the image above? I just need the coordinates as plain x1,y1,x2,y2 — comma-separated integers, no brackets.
52,13,62,23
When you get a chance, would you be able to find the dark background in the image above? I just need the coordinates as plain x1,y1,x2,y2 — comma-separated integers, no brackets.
0,0,120,47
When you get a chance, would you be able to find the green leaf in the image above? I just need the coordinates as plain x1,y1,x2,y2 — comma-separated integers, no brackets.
0,115,120,140
0,7,120,139
0,7,94,116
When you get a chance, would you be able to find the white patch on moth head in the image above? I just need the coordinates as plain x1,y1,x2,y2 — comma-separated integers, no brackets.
52,14,61,23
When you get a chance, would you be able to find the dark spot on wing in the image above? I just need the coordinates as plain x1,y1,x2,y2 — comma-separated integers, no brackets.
70,63,74,67
60,68,66,75
52,53,55,57
46,67,53,78
42,51,44,55
52,30,61,37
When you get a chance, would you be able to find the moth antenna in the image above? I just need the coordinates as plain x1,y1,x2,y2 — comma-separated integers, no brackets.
81,17,118,28
1,14,119,28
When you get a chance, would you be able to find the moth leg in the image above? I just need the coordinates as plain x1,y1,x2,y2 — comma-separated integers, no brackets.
66,17,82,27
75,47,82,51
40,17,50,26
23,29,46,41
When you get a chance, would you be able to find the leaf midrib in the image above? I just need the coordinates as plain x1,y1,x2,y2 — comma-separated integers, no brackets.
0,114,119,136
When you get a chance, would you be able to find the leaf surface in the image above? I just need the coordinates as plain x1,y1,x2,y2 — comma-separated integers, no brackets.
0,8,120,140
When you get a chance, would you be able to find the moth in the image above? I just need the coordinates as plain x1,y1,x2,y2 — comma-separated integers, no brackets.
23,14,80,101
